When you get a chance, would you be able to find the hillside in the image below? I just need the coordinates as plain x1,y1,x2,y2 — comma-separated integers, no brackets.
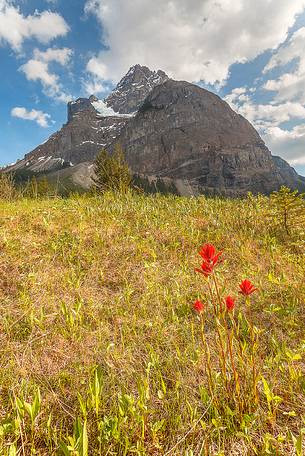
0,192,304,454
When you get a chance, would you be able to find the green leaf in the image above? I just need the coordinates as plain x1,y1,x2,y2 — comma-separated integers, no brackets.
262,377,272,403
81,420,88,456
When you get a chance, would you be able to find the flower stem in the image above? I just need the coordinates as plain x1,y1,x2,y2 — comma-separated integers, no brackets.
207,279,229,395
200,316,214,399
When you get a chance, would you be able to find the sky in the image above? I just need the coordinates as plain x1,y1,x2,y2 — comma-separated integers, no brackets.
1,1,305,176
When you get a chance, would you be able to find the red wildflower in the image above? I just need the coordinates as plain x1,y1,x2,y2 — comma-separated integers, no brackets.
195,261,214,277
238,279,257,296
225,295,235,311
199,243,223,266
193,299,205,313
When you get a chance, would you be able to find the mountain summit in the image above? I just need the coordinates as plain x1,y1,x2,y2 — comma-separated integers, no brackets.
105,64,169,114
6,64,305,195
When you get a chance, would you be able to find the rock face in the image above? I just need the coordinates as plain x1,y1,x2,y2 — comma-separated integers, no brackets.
105,64,169,114
272,156,305,190
6,64,305,195
67,95,98,122
10,111,128,173
116,80,304,195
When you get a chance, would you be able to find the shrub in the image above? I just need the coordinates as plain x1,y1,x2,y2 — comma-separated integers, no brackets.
93,144,131,194
24,175,57,198
132,174,179,195
0,172,19,200
269,186,305,236
268,186,305,253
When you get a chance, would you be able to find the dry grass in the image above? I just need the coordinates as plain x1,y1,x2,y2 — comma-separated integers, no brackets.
0,191,304,455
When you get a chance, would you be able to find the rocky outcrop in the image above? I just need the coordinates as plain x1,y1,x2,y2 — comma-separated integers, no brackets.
68,95,98,122
9,111,128,173
7,65,168,175
272,156,305,191
105,64,169,114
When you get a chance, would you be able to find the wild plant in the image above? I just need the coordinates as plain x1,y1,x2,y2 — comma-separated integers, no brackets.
60,417,88,456
269,186,305,240
60,299,84,340
0,172,19,201
93,144,132,194
193,244,261,420
0,193,304,454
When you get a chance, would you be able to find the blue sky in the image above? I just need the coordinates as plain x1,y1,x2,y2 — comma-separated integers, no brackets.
1,0,305,176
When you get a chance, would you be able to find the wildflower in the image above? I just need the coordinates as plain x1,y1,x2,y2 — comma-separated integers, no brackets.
239,279,257,296
199,243,223,266
193,299,205,313
225,295,235,311
196,243,223,278
195,261,214,277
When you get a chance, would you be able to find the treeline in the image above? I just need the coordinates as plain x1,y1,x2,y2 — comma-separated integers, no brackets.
93,144,178,195
0,145,179,200
0,172,62,200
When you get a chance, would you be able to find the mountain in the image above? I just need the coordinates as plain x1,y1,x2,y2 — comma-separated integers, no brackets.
6,64,305,195
116,79,305,195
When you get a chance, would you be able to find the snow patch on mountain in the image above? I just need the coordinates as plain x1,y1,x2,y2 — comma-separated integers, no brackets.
91,99,135,118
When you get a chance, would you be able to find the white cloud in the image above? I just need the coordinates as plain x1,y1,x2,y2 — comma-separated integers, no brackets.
21,59,58,87
224,87,305,166
0,0,69,51
226,23,305,169
33,47,73,65
224,25,305,170
84,0,305,85
263,27,305,103
224,87,251,106
263,27,305,74
264,125,305,165
82,77,107,96
20,47,73,103
11,107,51,127
228,97,305,128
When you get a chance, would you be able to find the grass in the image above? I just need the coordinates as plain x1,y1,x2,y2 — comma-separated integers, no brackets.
0,191,304,455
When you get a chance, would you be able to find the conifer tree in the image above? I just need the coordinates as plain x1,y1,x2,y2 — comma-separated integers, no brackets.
26,175,54,198
37,176,51,196
26,176,39,198
269,186,305,236
93,144,131,193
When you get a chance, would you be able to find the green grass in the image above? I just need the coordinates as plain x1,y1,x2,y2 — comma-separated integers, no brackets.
0,192,304,455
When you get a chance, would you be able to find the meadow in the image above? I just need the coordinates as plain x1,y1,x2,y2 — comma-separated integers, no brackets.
0,191,304,455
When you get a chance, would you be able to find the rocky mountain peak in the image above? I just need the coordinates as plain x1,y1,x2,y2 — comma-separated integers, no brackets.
67,96,98,122
120,64,168,86
105,64,169,114
66,65,169,123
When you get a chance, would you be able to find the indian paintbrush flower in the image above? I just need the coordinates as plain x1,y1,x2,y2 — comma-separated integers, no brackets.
193,299,205,313
199,243,223,266
238,279,257,296
225,295,235,311
195,261,214,277
196,243,222,277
